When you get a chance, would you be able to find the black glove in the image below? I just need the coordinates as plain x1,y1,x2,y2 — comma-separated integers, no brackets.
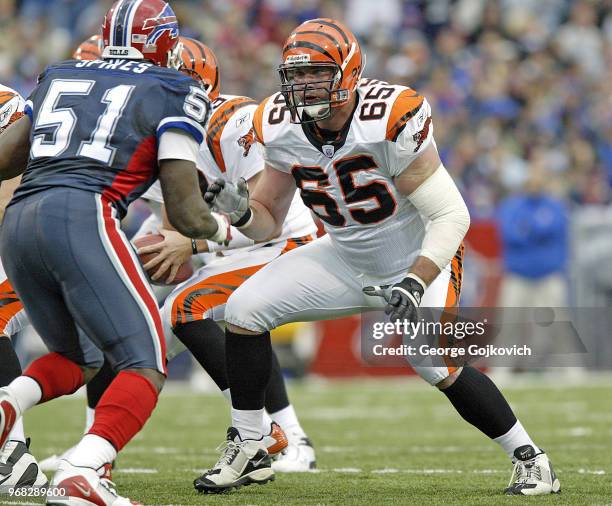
363,274,426,322
203,178,252,227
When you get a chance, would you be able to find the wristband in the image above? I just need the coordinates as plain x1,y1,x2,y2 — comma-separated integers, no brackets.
191,238,198,255
234,207,253,228
209,212,231,243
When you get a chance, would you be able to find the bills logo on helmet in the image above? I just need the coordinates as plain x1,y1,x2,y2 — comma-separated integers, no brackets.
142,3,178,45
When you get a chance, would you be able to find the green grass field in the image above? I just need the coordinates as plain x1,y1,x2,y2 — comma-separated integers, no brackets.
3,377,611,505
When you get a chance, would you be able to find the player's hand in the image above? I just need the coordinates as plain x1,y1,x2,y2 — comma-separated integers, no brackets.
204,178,252,227
363,274,426,322
137,229,192,284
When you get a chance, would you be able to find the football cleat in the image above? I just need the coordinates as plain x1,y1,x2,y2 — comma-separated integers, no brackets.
193,427,274,494
0,387,20,450
272,434,316,472
263,422,288,457
0,438,48,492
505,445,561,495
46,460,138,506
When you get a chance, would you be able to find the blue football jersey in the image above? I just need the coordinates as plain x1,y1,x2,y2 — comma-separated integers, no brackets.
13,58,210,217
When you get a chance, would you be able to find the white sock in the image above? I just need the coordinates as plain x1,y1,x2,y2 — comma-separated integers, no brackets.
262,410,273,434
494,420,540,460
231,408,263,441
6,376,42,413
7,417,26,444
221,388,232,403
67,434,117,470
269,404,305,438
223,390,273,436
83,406,95,434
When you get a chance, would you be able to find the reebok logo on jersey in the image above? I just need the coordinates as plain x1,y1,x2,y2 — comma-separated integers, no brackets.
0,107,11,125
236,112,251,127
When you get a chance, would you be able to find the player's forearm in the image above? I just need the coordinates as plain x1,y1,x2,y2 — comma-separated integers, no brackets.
237,199,281,242
166,196,219,239
408,256,441,287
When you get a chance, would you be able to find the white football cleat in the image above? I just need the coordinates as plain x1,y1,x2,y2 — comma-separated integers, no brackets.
46,460,138,506
0,388,20,450
262,422,288,457
505,445,561,495
193,427,274,494
272,433,316,472
0,439,48,492
39,445,76,473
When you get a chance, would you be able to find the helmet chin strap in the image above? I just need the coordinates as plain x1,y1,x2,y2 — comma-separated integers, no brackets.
301,103,330,120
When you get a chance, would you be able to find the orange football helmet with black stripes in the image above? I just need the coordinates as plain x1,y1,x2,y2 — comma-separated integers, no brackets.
73,34,104,61
279,18,364,123
179,37,220,101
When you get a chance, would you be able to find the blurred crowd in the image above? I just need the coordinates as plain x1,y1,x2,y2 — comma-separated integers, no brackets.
0,0,610,215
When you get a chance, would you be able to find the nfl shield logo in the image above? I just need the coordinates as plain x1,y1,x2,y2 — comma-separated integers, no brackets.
322,144,335,158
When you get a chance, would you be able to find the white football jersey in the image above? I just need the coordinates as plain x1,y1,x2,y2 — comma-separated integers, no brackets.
143,94,316,252
0,85,26,284
252,79,435,283
0,84,25,130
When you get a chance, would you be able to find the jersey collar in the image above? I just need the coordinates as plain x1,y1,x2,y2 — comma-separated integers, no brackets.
300,92,360,157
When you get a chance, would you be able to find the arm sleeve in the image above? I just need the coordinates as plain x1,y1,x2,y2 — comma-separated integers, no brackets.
407,164,470,270
157,129,199,163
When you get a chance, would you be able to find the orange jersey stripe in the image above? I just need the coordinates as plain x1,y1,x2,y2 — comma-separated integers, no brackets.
206,97,256,173
252,96,271,146
385,89,424,142
0,91,17,108
171,264,265,326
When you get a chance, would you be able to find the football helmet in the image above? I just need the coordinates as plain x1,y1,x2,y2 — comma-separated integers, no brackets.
278,18,364,123
73,34,104,61
178,37,220,100
101,0,181,68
